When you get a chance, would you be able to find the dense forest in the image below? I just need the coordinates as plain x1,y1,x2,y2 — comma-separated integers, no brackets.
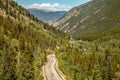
0,14,66,79
56,39,120,80
0,0,67,79
0,0,120,80
53,0,120,79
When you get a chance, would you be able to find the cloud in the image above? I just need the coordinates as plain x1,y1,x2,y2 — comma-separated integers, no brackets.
25,3,73,11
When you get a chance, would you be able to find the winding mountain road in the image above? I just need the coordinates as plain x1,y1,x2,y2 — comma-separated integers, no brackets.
43,54,65,80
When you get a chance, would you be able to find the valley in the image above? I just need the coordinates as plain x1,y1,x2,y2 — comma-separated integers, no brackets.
28,9,66,25
0,0,120,80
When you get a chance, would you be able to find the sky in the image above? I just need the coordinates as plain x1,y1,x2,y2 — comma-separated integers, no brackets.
14,0,91,11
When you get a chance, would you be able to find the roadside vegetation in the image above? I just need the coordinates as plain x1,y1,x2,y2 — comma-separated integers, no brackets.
54,0,120,79
56,36,120,80
0,0,120,80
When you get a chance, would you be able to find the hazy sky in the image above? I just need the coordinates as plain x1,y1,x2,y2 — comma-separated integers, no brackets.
15,0,91,11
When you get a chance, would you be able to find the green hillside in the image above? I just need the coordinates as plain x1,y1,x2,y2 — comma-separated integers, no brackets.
0,0,67,79
53,0,120,80
53,0,120,40
0,0,120,80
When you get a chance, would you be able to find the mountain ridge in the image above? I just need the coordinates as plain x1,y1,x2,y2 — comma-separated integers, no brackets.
27,8,66,25
0,0,120,80
53,0,120,40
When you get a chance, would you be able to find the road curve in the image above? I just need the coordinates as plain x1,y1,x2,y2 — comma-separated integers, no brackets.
43,54,65,80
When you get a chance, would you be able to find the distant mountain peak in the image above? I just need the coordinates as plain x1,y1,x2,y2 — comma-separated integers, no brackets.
27,8,54,12
27,8,66,25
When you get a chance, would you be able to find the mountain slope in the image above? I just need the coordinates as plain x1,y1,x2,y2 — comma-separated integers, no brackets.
0,0,67,79
28,9,66,25
0,0,120,80
53,0,120,39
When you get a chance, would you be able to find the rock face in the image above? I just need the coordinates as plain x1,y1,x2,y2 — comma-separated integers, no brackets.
28,9,66,25
53,0,120,37
0,8,6,17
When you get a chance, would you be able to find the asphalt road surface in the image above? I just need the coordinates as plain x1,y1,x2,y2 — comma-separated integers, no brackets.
43,54,65,80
